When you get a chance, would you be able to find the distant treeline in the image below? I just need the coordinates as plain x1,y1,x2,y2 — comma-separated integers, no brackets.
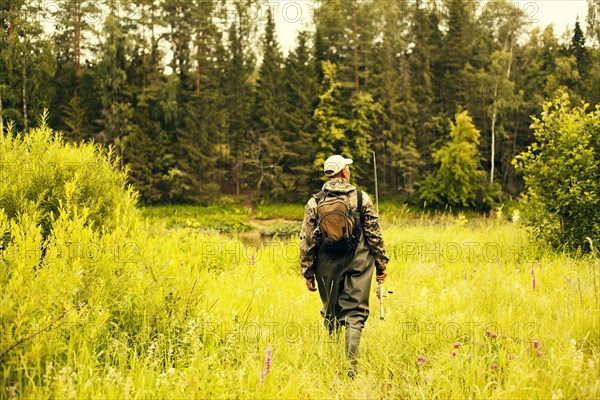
1,0,599,205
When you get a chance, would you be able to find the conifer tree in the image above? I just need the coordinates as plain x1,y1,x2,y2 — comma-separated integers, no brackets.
418,110,488,208
441,0,474,114
249,8,285,196
280,31,319,199
570,19,589,83
52,0,100,131
0,0,54,132
222,2,256,195
370,0,421,195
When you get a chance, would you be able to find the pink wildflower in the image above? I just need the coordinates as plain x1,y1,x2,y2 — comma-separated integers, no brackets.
260,345,272,380
266,345,272,370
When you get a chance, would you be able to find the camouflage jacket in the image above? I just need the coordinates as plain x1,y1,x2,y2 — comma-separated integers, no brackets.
299,178,389,279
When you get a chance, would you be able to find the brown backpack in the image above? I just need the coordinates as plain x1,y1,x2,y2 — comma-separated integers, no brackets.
314,190,363,253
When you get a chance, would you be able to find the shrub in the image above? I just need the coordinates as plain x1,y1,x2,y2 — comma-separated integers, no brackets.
417,110,496,209
0,112,139,240
513,91,600,251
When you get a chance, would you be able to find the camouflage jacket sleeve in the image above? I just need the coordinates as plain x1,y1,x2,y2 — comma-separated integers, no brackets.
360,192,389,272
299,197,318,279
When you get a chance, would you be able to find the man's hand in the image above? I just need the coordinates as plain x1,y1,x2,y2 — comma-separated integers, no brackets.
376,269,388,283
305,276,317,292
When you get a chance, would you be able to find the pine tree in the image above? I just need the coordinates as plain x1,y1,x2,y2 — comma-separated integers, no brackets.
370,0,421,196
280,31,319,200
222,4,256,195
440,0,474,114
418,110,489,208
570,19,589,82
314,61,378,183
314,0,368,98
314,61,349,170
0,0,55,132
94,6,135,146
249,8,285,197
51,0,100,132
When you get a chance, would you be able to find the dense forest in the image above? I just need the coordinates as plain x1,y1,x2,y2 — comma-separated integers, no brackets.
1,0,599,205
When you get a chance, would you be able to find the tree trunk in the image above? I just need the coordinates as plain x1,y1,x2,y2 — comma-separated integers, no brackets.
74,1,81,88
22,64,28,133
490,95,496,183
490,48,514,184
141,4,147,88
353,2,359,94
490,68,499,184
0,89,4,135
196,33,202,95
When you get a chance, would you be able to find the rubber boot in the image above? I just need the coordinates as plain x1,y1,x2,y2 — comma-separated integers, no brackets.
345,327,362,379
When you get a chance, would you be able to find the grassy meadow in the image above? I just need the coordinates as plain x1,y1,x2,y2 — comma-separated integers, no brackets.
1,201,599,399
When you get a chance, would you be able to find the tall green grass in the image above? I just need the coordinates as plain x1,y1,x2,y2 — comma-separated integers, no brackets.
1,206,598,398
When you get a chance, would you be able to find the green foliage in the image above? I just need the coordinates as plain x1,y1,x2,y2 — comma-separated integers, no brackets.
2,0,600,206
258,221,302,237
514,90,600,251
314,61,379,181
141,203,253,233
418,110,493,208
0,112,138,239
253,202,305,221
278,31,320,201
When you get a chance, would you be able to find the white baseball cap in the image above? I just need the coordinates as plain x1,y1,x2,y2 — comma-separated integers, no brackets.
323,155,353,177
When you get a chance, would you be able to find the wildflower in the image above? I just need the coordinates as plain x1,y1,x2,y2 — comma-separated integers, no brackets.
453,342,461,348
451,350,457,357
533,340,539,348
486,329,497,339
266,345,272,370
533,273,536,290
260,345,272,380
491,363,498,370
417,355,427,366
537,350,543,358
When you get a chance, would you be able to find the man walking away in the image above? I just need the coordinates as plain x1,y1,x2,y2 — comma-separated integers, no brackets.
299,155,389,378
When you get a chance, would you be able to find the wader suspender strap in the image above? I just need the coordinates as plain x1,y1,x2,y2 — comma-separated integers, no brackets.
357,190,363,227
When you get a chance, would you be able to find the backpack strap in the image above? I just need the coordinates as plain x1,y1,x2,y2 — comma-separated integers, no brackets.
313,190,326,204
356,190,363,226
349,190,363,249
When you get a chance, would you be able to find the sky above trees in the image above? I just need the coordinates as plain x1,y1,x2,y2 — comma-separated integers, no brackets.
270,0,590,53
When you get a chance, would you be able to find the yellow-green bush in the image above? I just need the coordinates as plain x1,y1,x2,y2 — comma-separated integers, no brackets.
514,91,600,251
0,114,138,240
